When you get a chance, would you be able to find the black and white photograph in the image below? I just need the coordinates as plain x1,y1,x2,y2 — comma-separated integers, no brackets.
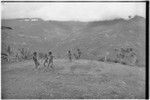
1,1,146,99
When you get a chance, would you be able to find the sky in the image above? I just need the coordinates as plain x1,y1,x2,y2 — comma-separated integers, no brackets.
1,2,145,21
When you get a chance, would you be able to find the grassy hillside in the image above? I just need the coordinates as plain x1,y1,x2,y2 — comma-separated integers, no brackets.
2,59,145,99
1,15,145,66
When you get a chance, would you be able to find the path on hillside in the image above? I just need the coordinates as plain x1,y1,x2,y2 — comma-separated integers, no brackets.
2,59,145,99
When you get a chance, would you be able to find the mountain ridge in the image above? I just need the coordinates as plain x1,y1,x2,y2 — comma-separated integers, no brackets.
2,15,145,22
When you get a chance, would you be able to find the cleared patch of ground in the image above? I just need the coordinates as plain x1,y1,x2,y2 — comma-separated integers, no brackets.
2,59,145,99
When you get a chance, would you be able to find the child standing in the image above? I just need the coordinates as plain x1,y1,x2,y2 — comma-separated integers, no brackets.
33,52,40,69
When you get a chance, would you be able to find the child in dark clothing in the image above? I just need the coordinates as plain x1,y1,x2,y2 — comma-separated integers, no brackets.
33,52,40,69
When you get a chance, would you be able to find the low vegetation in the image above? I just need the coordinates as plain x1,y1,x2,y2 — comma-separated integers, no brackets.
2,44,143,67
1,45,32,64
98,47,140,67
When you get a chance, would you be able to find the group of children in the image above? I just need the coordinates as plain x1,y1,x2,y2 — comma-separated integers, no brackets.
33,49,82,69
67,48,82,62
33,51,54,69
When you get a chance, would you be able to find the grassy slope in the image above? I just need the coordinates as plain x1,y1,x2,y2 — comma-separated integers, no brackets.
2,59,145,99
2,16,145,66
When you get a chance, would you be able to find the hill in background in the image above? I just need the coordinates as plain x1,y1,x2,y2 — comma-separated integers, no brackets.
1,15,145,66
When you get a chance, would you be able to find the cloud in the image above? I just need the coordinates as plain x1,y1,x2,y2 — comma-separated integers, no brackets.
2,2,145,21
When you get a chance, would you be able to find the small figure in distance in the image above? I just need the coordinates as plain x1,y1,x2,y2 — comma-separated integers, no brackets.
68,50,72,62
47,51,54,69
33,52,40,69
77,48,81,59
43,54,49,67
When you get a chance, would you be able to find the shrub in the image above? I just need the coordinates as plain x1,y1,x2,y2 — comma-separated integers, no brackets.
1,53,8,63
1,45,36,64
18,48,32,60
98,47,139,66
115,47,138,66
1,45,15,63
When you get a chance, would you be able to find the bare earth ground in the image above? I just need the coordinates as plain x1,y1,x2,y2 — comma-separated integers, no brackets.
2,59,145,99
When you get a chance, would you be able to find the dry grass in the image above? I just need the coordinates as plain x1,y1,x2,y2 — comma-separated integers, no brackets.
2,59,145,99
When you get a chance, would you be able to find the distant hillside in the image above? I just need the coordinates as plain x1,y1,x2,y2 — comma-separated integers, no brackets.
1,15,145,66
